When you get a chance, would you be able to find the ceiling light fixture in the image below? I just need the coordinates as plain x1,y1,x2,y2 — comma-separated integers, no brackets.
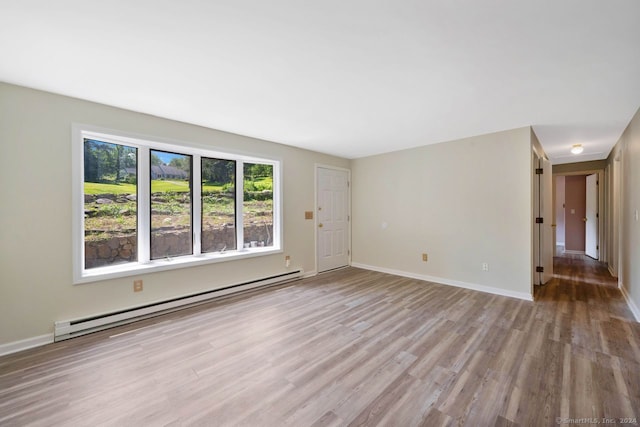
571,144,584,154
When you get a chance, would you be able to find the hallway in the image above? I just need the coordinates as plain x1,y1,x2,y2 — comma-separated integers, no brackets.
533,253,639,421
536,253,633,326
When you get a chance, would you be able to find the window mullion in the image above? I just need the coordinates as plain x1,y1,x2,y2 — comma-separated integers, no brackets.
193,155,202,255
273,162,280,248
236,161,244,249
138,146,151,264
74,128,84,282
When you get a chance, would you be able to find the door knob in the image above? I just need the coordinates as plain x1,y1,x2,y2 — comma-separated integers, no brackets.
318,223,323,228
583,218,587,222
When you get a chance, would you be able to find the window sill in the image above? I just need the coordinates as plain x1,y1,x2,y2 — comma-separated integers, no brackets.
75,247,282,284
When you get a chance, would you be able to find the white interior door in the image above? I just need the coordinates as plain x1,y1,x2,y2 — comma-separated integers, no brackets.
540,158,554,284
534,155,553,286
533,154,541,286
585,173,599,259
317,167,350,272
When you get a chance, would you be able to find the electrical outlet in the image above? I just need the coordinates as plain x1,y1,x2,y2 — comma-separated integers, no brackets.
482,263,489,271
422,253,428,262
285,255,291,267
133,280,143,292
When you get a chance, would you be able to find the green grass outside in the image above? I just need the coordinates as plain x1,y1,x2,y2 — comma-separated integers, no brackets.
85,181,226,195
85,177,271,195
84,182,137,195
151,180,191,193
202,183,225,192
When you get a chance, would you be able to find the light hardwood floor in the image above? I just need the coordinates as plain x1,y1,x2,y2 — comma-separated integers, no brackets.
1,257,639,426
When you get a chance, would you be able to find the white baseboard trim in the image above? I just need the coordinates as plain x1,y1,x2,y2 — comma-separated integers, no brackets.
563,250,585,255
303,270,318,278
0,334,54,357
351,262,533,301
608,265,617,278
619,283,640,322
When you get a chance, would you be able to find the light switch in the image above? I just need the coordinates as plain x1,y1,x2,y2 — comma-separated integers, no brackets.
571,209,575,214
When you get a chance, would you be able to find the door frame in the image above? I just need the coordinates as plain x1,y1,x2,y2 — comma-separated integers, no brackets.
585,173,599,259
607,151,622,278
552,169,605,262
532,150,554,287
314,164,352,274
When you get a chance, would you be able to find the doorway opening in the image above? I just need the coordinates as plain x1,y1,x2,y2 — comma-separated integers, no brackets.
553,172,602,260
535,166,614,302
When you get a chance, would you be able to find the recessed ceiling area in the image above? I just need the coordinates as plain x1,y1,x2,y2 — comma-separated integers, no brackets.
1,0,638,164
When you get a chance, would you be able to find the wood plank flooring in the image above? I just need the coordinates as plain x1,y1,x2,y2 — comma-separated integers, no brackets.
1,256,639,426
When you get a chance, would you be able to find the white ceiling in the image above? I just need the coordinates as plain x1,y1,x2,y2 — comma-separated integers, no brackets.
1,1,639,164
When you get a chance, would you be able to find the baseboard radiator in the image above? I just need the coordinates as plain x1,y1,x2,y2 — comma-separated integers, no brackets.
54,270,303,342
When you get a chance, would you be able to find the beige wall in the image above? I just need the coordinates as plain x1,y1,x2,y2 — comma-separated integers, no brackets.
0,83,349,345
351,127,533,298
606,106,640,319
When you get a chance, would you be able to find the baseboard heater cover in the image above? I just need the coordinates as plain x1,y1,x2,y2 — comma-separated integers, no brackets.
54,269,303,341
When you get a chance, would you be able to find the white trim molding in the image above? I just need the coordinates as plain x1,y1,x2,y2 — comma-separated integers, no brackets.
619,283,640,322
351,263,533,301
302,270,318,279
0,334,54,357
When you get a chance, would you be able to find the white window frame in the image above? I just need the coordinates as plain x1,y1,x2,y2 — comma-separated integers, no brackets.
72,124,282,284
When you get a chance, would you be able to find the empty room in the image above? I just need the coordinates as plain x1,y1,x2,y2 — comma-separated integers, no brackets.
1,1,639,426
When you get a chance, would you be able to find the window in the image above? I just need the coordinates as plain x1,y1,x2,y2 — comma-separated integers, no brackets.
201,158,236,253
243,163,274,248
150,150,193,259
73,126,281,283
83,139,138,269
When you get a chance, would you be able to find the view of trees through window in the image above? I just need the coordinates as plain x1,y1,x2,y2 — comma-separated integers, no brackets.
82,136,276,271
83,139,138,269
201,158,236,252
150,150,193,259
243,163,274,248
